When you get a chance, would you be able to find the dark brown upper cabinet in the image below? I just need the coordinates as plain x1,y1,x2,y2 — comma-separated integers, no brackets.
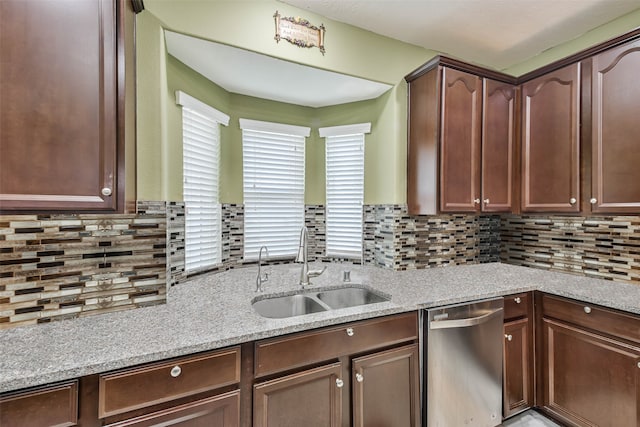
406,58,517,215
439,68,483,212
521,63,581,213
0,0,130,212
589,38,640,213
482,79,518,213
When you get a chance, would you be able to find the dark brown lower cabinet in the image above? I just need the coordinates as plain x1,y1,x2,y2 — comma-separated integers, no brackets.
352,344,420,427
503,318,533,418
253,362,343,427
0,380,78,427
107,391,240,426
541,318,640,427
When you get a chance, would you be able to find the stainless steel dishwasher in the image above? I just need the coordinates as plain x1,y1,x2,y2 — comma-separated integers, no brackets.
423,297,504,427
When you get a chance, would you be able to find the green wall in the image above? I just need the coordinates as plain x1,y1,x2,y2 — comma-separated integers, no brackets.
137,1,640,205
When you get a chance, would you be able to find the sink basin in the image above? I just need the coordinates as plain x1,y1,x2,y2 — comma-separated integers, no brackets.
252,285,390,318
252,294,327,318
317,287,389,309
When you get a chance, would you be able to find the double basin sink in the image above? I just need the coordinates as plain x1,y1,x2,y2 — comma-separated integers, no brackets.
252,285,390,318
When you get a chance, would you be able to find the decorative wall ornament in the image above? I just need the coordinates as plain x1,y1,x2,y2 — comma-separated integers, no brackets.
274,11,325,55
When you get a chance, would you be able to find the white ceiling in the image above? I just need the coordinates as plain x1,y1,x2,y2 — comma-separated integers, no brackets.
281,0,640,71
165,31,392,108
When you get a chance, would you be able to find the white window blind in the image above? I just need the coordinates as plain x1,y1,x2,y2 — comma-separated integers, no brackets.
321,123,370,259
177,91,229,272
241,119,309,261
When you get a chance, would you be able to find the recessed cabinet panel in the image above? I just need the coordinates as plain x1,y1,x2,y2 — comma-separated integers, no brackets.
0,381,78,427
440,68,482,212
521,63,580,212
482,80,516,212
503,319,532,418
253,363,342,427
352,344,420,427
591,39,640,213
0,0,120,211
542,319,640,427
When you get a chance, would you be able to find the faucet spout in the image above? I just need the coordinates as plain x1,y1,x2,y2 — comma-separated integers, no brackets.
256,246,269,292
296,226,325,287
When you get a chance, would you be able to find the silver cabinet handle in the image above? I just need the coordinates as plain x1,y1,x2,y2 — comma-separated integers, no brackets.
473,198,481,204
505,334,513,341
584,306,592,314
514,297,521,304
101,187,112,197
355,373,364,383
637,362,640,369
346,327,354,337
170,366,182,378
483,198,490,204
336,378,344,388
590,198,597,204
569,197,577,204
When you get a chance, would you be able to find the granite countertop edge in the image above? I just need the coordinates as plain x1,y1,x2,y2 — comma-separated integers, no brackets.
1,262,639,394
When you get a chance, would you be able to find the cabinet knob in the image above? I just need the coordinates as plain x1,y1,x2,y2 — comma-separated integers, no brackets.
336,378,344,388
101,187,112,197
637,362,640,369
346,327,354,337
505,334,513,341
355,373,364,383
473,198,481,204
590,198,597,204
514,297,521,304
170,366,182,378
584,306,592,314
483,198,490,204
569,198,577,205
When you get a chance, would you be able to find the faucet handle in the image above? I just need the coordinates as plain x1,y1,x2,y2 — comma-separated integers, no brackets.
308,266,327,278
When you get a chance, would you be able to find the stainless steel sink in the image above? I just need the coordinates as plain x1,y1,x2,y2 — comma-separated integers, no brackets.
317,287,388,309
252,285,390,318
252,294,327,318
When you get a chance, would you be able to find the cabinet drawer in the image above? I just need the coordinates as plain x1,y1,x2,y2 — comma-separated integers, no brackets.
542,294,640,344
106,390,240,427
255,312,418,377
0,380,78,427
504,292,530,321
99,347,240,418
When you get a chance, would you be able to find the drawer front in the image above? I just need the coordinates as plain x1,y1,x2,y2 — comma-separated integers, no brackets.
504,292,530,321
0,380,78,427
255,312,418,377
542,294,640,344
106,390,240,427
99,347,241,418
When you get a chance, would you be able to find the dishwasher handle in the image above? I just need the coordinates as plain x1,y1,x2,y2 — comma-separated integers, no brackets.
429,307,503,330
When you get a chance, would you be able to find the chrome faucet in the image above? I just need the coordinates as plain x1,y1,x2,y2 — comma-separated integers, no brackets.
256,246,269,292
295,226,326,287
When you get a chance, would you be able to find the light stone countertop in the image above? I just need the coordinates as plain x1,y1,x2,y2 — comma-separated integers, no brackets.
1,261,640,394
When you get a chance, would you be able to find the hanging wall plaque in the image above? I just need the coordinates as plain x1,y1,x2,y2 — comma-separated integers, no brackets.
274,11,325,55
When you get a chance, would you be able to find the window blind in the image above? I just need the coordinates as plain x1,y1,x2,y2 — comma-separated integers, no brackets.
325,134,365,258
321,123,370,259
241,119,309,261
177,91,229,272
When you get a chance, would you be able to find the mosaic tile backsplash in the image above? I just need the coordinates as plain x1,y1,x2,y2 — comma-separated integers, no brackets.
4,201,640,330
0,202,168,329
500,215,640,284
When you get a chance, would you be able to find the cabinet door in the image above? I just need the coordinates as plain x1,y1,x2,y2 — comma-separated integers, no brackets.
253,363,342,427
590,39,640,213
0,381,78,427
106,391,240,427
440,67,482,212
542,318,640,427
0,0,119,211
482,79,516,212
521,64,580,212
503,318,533,418
352,344,420,427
